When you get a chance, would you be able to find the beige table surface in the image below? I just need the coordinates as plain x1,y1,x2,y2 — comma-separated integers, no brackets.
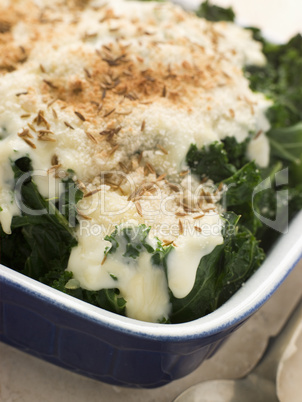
1,1,302,401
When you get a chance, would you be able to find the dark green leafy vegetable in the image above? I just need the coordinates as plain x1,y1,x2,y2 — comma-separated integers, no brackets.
186,141,236,183
2,157,77,282
242,24,302,248
104,224,172,269
222,136,250,170
151,238,173,269
223,161,261,207
253,164,302,251
170,212,265,323
187,139,264,234
266,123,302,186
186,135,301,251
245,33,302,128
187,137,251,183
0,225,31,272
53,271,127,316
223,162,263,234
105,224,155,258
196,0,235,22
57,169,84,226
244,30,302,190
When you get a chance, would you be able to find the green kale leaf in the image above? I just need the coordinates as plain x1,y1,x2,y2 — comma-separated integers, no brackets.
151,238,173,269
186,138,263,234
105,224,155,258
1,157,78,282
266,122,302,187
222,136,250,169
104,224,172,267
57,169,84,226
244,31,302,230
223,161,262,207
170,212,265,323
245,34,302,129
52,271,127,316
196,0,235,22
186,141,236,183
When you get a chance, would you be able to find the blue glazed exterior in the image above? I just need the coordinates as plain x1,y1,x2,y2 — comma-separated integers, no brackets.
0,212,302,388
0,271,243,388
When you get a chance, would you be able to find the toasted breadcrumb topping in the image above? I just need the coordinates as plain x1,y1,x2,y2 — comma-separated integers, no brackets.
0,0,270,238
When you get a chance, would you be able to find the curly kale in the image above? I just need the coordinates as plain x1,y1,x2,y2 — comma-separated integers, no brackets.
196,0,235,22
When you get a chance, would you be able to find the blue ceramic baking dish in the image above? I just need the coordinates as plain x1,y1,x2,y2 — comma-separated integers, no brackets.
0,211,301,388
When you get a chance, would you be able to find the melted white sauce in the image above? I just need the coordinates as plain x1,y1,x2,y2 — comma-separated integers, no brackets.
167,213,224,298
67,223,171,322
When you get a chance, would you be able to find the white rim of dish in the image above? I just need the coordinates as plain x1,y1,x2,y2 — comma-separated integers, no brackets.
1,211,302,341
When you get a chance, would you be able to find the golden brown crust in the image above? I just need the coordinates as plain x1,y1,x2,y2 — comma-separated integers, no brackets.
0,1,233,125
0,0,264,196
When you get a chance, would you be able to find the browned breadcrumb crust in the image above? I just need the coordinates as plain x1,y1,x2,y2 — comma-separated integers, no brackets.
0,0,231,222
0,1,234,113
